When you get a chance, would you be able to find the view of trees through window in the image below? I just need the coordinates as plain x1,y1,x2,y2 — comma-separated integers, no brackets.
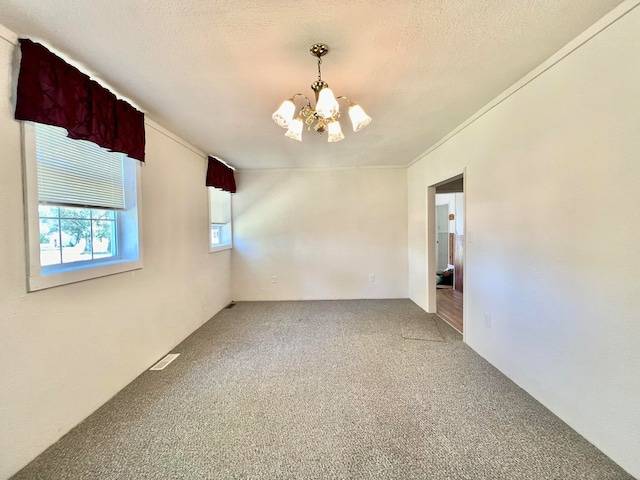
38,205,117,266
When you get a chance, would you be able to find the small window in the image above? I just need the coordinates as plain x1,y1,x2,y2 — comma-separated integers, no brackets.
209,187,232,252
22,123,142,291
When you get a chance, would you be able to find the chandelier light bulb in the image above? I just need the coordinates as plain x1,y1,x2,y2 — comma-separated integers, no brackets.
348,103,372,132
327,120,344,142
285,117,303,141
272,99,295,128
316,87,339,119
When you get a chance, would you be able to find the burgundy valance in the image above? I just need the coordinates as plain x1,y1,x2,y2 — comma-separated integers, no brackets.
15,39,145,162
206,157,236,193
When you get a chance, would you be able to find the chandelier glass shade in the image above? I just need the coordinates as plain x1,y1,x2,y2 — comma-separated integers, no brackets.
272,44,371,142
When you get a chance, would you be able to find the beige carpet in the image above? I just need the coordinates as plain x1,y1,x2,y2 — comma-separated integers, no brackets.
12,299,632,479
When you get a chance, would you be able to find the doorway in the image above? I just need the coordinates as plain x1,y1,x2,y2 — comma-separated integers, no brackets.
433,175,464,333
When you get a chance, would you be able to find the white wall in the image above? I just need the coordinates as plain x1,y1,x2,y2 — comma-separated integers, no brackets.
454,192,463,235
0,31,232,479
436,192,463,237
232,168,408,300
408,4,640,477
435,193,454,270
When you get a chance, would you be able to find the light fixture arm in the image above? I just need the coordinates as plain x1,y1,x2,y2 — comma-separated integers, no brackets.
336,95,355,107
291,93,312,108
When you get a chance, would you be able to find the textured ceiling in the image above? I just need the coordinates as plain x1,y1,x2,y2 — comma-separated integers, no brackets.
0,0,623,169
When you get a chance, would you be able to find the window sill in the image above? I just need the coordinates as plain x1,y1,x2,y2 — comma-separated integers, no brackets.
209,244,232,254
28,258,143,292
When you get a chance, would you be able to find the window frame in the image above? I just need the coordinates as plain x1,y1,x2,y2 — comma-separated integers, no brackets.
208,187,232,253
21,122,144,292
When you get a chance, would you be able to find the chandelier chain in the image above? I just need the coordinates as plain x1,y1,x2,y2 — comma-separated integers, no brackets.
317,57,322,82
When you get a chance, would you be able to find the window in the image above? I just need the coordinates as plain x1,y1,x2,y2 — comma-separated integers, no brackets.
22,123,142,291
209,187,232,252
38,206,117,266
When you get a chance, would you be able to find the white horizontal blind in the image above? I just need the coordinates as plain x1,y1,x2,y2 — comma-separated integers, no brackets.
35,123,126,209
209,187,230,224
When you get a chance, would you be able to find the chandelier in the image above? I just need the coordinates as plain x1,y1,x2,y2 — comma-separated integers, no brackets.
272,43,372,142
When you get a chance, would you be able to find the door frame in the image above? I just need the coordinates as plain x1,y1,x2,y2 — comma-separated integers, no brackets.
427,168,466,339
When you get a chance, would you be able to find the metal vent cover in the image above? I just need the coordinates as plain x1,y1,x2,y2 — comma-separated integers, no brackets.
149,353,180,371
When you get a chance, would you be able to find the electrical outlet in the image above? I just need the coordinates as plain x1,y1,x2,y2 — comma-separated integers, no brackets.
484,314,491,328
369,274,375,283
272,276,277,284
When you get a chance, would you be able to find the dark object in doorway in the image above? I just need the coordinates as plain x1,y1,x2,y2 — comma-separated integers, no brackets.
436,269,453,286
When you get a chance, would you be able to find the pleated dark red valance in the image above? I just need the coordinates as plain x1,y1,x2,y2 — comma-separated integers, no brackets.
15,39,145,162
206,157,236,193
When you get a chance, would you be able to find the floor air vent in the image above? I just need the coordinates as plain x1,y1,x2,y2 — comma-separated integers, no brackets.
149,353,180,371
